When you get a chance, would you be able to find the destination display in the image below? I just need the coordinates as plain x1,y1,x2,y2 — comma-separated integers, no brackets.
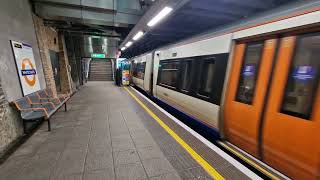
292,65,316,80
242,64,256,77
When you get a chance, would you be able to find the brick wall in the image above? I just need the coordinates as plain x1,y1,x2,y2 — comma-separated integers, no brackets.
0,77,21,153
58,34,73,94
45,27,59,52
33,15,58,97
0,0,46,154
0,13,74,156
33,15,74,96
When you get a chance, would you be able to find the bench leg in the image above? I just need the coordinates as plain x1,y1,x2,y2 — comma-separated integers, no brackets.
47,119,51,131
64,103,67,112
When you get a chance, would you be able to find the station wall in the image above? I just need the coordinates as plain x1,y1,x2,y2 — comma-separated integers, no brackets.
0,0,46,153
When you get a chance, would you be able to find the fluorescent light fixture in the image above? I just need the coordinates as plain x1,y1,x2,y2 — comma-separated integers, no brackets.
133,31,144,41
125,41,133,47
147,7,173,27
88,37,93,53
121,47,126,51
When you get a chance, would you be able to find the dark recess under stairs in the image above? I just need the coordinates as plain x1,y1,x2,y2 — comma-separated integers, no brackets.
89,59,113,81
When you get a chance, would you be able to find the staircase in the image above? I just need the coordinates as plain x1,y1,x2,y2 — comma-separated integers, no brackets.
89,59,113,81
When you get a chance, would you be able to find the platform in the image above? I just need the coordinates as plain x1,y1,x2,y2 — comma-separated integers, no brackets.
0,82,260,180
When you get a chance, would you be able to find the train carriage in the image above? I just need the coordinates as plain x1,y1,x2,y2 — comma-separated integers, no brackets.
130,4,320,179
131,52,154,94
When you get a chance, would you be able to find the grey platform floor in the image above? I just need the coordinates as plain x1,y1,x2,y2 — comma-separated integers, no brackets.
0,81,251,180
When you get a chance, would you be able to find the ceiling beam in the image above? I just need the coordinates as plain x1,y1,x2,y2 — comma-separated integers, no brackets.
34,3,141,27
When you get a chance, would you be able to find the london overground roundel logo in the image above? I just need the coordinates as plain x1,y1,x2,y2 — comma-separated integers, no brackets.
21,58,37,86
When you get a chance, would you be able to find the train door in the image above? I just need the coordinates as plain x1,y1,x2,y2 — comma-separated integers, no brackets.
49,50,61,92
262,33,320,179
153,52,161,96
224,32,320,179
149,53,155,96
224,38,278,157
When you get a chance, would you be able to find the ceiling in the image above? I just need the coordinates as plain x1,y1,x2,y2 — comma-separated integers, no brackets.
31,0,155,40
120,0,303,58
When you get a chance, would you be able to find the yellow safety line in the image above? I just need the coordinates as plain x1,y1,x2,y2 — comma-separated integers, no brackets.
218,142,281,180
124,87,225,180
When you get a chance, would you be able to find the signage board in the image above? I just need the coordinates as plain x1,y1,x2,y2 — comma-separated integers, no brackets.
122,70,130,86
293,65,315,80
242,64,256,77
91,53,106,58
121,60,130,86
116,58,126,69
11,40,41,96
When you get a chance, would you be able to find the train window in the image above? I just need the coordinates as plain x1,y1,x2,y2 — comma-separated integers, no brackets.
158,61,179,88
180,60,193,92
140,62,146,79
133,62,146,79
236,42,264,104
132,63,136,74
198,58,216,97
281,33,320,119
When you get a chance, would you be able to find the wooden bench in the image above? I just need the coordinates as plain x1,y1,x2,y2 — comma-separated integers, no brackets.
11,89,71,132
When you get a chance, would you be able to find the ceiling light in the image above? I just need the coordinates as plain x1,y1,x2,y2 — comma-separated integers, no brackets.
125,41,133,47
147,7,173,27
133,31,144,41
121,47,126,51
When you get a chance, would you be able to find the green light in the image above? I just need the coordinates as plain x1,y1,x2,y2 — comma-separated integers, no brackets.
91,36,101,39
91,53,106,58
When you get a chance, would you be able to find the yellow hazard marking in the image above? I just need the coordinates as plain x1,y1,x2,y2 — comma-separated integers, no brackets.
124,87,225,180
218,142,281,180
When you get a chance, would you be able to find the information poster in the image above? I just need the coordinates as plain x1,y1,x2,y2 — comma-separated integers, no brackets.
11,40,41,96
122,70,130,86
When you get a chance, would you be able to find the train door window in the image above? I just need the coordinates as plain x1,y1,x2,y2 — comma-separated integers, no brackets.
132,63,137,77
198,57,216,98
139,62,146,79
180,60,193,92
236,42,264,104
158,61,179,88
134,62,146,79
281,33,320,119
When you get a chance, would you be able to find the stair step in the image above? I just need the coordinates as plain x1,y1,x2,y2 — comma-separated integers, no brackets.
89,60,113,81
89,71,112,73
89,75,112,77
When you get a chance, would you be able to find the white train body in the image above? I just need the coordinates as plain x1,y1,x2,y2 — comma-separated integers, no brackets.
153,34,233,130
129,5,320,179
131,52,153,93
131,7,320,132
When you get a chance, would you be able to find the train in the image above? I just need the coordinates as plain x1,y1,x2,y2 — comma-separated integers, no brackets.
129,2,320,179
